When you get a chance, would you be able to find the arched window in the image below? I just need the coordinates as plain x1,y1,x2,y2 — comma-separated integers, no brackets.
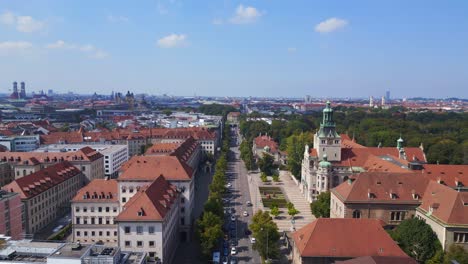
352,210,361,218
23,169,26,176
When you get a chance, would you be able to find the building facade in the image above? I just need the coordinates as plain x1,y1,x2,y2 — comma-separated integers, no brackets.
0,190,24,239
2,162,84,234
0,135,40,152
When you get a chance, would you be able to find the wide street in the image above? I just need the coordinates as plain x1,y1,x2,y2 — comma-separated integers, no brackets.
222,126,262,264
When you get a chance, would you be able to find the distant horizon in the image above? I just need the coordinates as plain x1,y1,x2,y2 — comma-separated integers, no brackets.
1,1,467,98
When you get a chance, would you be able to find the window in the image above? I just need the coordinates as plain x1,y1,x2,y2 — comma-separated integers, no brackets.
81,166,85,171
76,217,80,224
83,207,87,212
136,226,143,234
124,226,131,234
91,207,95,212
149,241,155,247
106,207,110,212
122,197,126,203
76,231,81,237
181,197,185,204
149,226,155,234
114,231,117,236
91,218,95,224
75,207,80,212
390,211,405,221
91,231,95,236
99,231,102,236
137,241,143,247
113,207,117,213
125,241,131,247
98,217,102,224
106,231,110,236
454,233,468,243
181,207,185,213
98,207,102,212
84,231,88,236
181,217,185,225
352,210,361,218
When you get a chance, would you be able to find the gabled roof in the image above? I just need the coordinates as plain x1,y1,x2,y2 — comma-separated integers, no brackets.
145,137,199,165
421,164,468,189
293,218,408,258
332,172,428,204
254,135,278,153
40,131,84,144
2,162,82,199
119,156,193,181
335,256,417,264
0,147,103,163
418,181,468,225
72,179,119,203
116,176,177,222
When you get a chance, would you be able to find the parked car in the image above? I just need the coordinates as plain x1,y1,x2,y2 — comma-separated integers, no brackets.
246,201,252,206
223,247,229,256
244,229,251,235
242,211,248,217
222,256,229,264
250,237,256,244
230,215,236,222
230,247,237,255
229,222,236,230
230,257,237,264
231,239,237,246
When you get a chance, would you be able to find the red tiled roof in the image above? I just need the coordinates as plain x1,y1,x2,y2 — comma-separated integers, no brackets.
119,156,193,181
145,142,181,155
2,162,82,199
293,218,408,258
0,147,103,163
421,164,468,189
72,179,119,203
365,147,426,163
418,181,468,225
40,132,84,144
335,256,417,264
332,172,429,204
254,135,278,153
116,176,177,221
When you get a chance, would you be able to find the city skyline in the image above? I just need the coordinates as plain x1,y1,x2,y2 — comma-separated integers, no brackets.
1,0,468,98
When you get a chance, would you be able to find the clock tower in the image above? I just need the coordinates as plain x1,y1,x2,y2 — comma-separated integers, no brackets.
314,101,341,161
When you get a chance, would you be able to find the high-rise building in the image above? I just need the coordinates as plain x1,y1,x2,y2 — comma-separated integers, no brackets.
385,90,390,101
369,96,374,107
10,82,19,99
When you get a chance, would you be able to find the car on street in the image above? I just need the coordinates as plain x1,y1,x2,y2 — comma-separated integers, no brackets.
230,247,237,255
230,257,237,264
230,239,237,246
246,201,252,206
229,222,235,230
226,183,232,188
244,229,251,235
223,247,228,256
222,256,229,264
243,211,248,217
223,241,229,248
230,230,236,238
250,237,256,244
230,208,235,214
230,215,236,221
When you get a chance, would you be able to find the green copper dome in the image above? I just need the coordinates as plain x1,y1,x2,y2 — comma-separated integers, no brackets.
319,154,332,168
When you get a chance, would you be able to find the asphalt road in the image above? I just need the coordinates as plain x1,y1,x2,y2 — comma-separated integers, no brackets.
222,127,261,264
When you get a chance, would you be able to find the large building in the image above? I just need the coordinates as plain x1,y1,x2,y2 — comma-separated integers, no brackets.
292,218,411,264
300,101,426,202
145,136,202,171
0,135,40,152
415,181,468,251
118,155,195,241
0,190,24,240
116,176,179,263
2,162,84,234
330,172,429,226
71,179,120,246
35,144,128,178
0,146,104,183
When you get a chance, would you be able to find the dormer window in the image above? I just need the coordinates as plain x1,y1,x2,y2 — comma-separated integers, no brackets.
389,191,397,199
137,209,145,216
412,193,419,200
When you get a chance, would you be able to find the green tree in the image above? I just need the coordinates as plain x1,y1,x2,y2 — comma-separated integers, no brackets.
310,192,331,218
272,174,279,182
196,211,224,257
286,132,314,179
258,153,275,175
270,206,280,219
162,109,172,116
287,203,300,219
260,172,268,182
389,218,442,263
204,196,223,217
249,210,280,261
443,244,468,264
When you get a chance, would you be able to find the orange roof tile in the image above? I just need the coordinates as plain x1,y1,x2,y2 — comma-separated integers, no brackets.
119,156,193,181
116,176,177,221
72,179,119,203
293,218,408,258
336,256,417,264
0,147,103,163
422,164,468,189
254,135,278,153
418,181,468,225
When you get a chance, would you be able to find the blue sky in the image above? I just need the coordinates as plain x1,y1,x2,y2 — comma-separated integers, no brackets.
0,0,467,98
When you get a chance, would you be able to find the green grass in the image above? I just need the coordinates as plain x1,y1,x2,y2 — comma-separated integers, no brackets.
259,186,288,208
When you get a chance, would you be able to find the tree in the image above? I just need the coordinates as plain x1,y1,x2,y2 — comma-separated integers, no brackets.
196,211,224,257
162,109,172,116
310,192,331,218
260,172,268,182
258,153,275,175
389,218,442,263
249,210,280,260
443,244,468,264
270,206,280,219
287,203,300,219
286,132,314,179
272,174,279,182
204,196,223,217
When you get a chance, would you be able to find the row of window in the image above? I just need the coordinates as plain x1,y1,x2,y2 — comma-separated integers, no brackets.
351,210,405,221
75,217,115,225
125,240,156,248
124,226,156,234
75,206,117,213
76,230,117,237
454,233,468,243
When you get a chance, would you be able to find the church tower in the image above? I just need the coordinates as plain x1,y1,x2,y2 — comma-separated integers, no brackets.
314,101,341,161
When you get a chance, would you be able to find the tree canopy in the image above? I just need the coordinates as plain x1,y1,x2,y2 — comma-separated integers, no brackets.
310,192,331,218
249,210,281,261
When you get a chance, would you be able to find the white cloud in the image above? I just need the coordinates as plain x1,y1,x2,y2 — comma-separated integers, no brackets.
212,18,223,25
0,12,45,33
157,34,187,48
287,47,297,53
45,40,109,59
230,4,262,24
315,17,348,33
107,15,129,23
0,41,32,55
